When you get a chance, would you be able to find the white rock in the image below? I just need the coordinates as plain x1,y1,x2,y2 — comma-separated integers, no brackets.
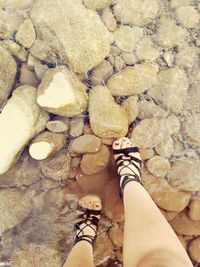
155,17,188,48
175,6,200,28
114,26,143,52
0,85,49,174
149,67,189,113
113,0,158,26
15,19,36,48
107,63,158,96
70,117,84,138
37,67,88,117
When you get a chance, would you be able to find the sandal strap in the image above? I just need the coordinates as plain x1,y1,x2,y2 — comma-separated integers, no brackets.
120,175,142,198
113,146,139,155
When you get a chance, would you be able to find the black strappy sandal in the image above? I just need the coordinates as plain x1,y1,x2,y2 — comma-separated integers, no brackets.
113,146,143,199
73,204,101,249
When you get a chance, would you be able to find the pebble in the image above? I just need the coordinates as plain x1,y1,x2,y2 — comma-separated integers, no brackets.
70,117,84,138
107,63,158,96
145,155,171,177
175,6,200,29
135,37,160,62
122,96,139,125
90,60,113,86
188,237,200,263
15,19,36,48
182,113,200,146
188,198,200,221
121,52,136,65
46,120,69,133
20,64,39,87
71,134,101,154
101,8,117,32
80,145,110,175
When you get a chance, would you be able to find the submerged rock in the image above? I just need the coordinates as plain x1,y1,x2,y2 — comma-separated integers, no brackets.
89,86,128,138
31,0,111,73
72,134,101,154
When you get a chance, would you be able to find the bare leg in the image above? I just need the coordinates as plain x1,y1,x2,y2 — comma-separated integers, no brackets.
113,138,193,267
63,195,101,267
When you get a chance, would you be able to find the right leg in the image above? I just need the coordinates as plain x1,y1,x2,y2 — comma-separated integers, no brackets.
113,138,193,267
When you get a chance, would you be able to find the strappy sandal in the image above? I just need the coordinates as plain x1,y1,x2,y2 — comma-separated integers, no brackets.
73,204,101,249
113,146,143,199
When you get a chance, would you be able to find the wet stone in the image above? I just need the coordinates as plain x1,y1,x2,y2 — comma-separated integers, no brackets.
71,134,101,154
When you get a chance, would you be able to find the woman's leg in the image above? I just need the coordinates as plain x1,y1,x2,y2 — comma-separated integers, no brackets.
63,195,101,267
113,138,193,267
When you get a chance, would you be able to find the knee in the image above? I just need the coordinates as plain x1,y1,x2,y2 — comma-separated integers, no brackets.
137,250,190,267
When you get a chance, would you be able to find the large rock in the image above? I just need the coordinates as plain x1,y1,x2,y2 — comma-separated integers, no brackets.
130,118,171,148
80,145,110,175
113,0,158,26
0,85,49,174
149,67,189,113
142,173,191,212
170,212,200,235
107,64,158,96
89,86,128,138
37,67,88,117
167,158,200,192
30,0,111,73
188,237,200,263
11,243,61,267
0,189,31,236
155,17,188,48
0,44,17,107
182,114,200,146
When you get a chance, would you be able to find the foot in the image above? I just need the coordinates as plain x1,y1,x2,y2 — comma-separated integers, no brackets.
112,137,142,198
74,194,102,248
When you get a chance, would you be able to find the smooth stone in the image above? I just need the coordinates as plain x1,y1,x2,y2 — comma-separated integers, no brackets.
135,37,160,61
101,8,117,32
122,96,139,125
139,148,154,160
138,99,167,119
188,198,200,221
15,19,36,48
182,114,200,146
72,134,101,154
145,155,171,177
175,6,200,29
188,237,200,263
90,60,113,86
20,64,39,87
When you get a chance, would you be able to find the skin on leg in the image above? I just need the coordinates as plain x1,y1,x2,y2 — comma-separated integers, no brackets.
113,138,193,267
63,195,101,267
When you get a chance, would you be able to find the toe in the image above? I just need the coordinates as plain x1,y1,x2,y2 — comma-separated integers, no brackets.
113,138,123,150
121,137,131,149
79,194,101,210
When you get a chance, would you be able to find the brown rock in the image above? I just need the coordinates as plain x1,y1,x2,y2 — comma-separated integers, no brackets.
160,209,178,222
39,151,71,181
72,134,101,154
188,237,200,263
109,224,124,248
145,155,171,177
20,64,39,87
81,145,110,175
188,198,200,221
142,173,191,212
170,212,200,235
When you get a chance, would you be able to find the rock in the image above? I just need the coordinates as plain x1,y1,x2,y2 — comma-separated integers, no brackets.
155,137,174,158
46,120,69,133
81,145,110,175
145,155,171,177
170,0,192,8
167,158,200,192
182,114,200,146
138,99,167,119
15,19,36,48
142,173,191,212
160,209,177,222
175,44,199,69
130,118,170,148
175,6,200,29
101,8,117,32
114,55,125,72
0,44,17,106
170,212,200,235
149,67,189,113
70,117,84,137
135,37,160,61
90,60,113,86
20,64,39,87
107,64,158,96
83,0,113,9
101,138,115,145
0,85,49,174
0,189,31,236
163,51,174,67
188,237,200,263
0,9,22,39
122,96,139,124
71,134,101,154
3,40,28,62
121,52,136,65
113,0,158,26
39,150,71,181
94,233,114,266
37,67,88,117
109,224,123,248
11,243,61,267
139,148,154,160
188,198,200,221
114,26,143,52
1,0,34,9
166,114,180,134
89,86,128,138
115,249,123,263
76,168,111,198
31,0,111,73
155,17,188,48
0,150,41,187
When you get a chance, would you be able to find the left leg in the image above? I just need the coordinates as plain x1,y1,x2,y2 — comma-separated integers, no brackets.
63,195,102,267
